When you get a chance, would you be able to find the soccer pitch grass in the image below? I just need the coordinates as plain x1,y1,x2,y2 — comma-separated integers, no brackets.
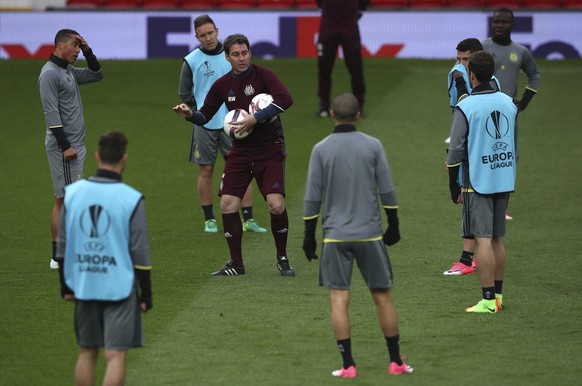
1,58,581,385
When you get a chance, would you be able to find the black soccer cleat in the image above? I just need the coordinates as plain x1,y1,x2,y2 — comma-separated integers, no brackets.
211,259,245,276
276,256,295,276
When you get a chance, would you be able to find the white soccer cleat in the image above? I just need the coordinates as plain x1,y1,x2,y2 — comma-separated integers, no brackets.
49,259,59,269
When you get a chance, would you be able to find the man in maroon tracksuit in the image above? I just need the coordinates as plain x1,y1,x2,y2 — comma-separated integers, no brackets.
316,0,369,118
173,34,295,277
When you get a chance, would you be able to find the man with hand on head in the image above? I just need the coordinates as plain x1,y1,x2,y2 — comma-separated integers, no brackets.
39,29,103,270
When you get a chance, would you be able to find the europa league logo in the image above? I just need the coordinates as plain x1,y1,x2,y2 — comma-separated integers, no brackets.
485,110,510,140
80,204,111,238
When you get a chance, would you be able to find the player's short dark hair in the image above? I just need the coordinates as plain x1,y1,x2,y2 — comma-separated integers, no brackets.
456,38,483,54
332,93,359,122
99,131,128,164
468,51,495,84
493,7,514,21
54,29,79,47
224,34,250,54
194,14,216,30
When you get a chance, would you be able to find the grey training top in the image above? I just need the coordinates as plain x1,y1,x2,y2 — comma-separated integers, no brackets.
304,125,397,241
481,37,540,98
39,59,103,151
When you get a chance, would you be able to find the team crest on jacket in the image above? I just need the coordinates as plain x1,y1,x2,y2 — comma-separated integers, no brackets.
244,84,255,96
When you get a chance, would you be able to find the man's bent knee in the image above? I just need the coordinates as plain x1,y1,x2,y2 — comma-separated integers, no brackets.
266,194,285,214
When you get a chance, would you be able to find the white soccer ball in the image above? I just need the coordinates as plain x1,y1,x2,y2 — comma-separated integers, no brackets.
223,109,252,140
249,93,277,123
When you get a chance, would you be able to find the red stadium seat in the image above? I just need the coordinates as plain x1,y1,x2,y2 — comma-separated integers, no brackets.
561,0,582,7
486,0,523,8
448,0,486,7
181,0,218,8
103,0,142,7
219,0,256,7
409,0,446,7
257,0,294,7
371,0,409,7
67,0,104,7
522,0,560,7
142,0,180,7
295,0,318,8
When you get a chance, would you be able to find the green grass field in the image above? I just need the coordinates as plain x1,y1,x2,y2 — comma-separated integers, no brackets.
1,57,581,385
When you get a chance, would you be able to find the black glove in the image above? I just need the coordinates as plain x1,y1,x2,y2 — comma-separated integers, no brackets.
449,182,461,204
140,290,153,311
135,269,152,311
303,218,318,261
302,235,318,261
517,88,535,112
448,165,462,204
383,208,401,246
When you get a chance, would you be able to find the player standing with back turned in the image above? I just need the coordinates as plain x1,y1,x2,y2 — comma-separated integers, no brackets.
303,93,412,378
447,51,518,313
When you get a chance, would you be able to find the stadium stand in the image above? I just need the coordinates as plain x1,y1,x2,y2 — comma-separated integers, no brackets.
485,0,523,7
522,0,562,7
103,0,142,7
409,0,447,7
294,0,318,7
64,0,571,10
448,0,487,7
371,0,410,7
219,0,257,7
410,0,447,8
562,0,582,7
180,0,218,7
257,0,294,7
142,0,180,7
66,0,103,7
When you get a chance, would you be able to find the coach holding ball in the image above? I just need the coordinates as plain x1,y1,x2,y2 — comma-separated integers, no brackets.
173,33,294,277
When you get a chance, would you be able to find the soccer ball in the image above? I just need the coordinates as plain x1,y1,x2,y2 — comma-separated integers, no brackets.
224,109,252,140
249,93,277,123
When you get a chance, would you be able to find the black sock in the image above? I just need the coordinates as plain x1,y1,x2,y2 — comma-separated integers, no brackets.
385,335,402,365
202,205,214,221
241,206,253,222
52,240,57,259
459,250,474,266
482,287,496,300
494,280,503,295
337,338,355,368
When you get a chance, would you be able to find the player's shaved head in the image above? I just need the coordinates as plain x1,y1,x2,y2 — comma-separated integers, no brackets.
332,93,359,122
99,131,128,164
